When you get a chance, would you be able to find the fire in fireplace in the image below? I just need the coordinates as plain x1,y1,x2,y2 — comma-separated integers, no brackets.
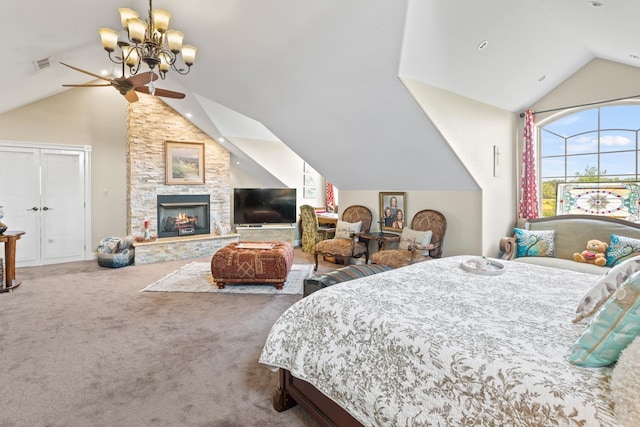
157,195,210,238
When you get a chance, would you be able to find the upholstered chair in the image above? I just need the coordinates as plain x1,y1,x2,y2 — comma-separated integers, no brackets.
371,209,447,269
313,205,373,271
300,204,331,254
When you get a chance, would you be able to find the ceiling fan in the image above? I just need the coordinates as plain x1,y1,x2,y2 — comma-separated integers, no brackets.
60,62,185,103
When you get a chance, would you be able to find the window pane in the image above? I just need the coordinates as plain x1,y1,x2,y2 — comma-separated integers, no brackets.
544,109,597,137
600,130,636,153
600,152,637,177
567,132,597,155
600,105,640,129
540,131,565,156
567,154,598,179
540,157,565,178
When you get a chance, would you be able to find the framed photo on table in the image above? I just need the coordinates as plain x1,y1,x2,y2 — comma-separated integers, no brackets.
165,141,205,185
379,192,407,232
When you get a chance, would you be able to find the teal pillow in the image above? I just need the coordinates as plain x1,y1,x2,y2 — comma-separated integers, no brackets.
513,228,555,258
570,270,640,367
606,234,640,267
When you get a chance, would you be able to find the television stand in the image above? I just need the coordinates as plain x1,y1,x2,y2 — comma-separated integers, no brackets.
235,224,295,245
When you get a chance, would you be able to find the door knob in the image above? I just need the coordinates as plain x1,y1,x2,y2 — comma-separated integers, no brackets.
27,207,39,211
42,207,52,211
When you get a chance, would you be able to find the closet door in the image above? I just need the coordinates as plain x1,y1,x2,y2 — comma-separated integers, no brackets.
0,143,89,267
40,149,86,264
0,147,41,264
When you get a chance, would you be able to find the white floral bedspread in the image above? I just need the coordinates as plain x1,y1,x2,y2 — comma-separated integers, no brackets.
259,256,620,427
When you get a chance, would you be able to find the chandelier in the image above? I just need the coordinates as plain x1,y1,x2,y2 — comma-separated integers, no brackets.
98,0,196,80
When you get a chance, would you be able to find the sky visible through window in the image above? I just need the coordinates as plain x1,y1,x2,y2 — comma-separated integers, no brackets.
541,105,640,180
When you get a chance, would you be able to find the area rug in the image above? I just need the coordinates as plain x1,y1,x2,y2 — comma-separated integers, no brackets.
140,262,314,295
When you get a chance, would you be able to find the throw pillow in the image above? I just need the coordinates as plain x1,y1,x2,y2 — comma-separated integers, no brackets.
569,270,640,367
398,228,433,256
513,228,555,258
605,234,640,267
335,220,362,240
573,255,640,323
611,336,640,427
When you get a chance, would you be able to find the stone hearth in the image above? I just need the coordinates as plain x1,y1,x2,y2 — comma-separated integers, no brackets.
134,233,240,265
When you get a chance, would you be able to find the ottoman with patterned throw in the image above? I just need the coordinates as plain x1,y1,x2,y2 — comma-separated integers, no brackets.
211,241,294,289
303,264,392,297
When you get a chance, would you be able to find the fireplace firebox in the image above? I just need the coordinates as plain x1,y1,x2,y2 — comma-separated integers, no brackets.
157,195,210,238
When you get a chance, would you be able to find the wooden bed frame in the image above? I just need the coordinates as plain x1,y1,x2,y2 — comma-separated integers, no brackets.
273,368,364,427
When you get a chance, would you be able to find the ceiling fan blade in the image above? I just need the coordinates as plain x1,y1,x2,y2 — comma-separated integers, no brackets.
60,62,113,83
135,86,186,99
126,71,159,88
62,84,113,88
124,90,139,103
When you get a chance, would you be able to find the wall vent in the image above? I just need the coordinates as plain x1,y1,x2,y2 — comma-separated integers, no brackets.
33,57,51,71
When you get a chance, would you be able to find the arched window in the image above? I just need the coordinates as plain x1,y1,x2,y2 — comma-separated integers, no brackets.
539,104,640,219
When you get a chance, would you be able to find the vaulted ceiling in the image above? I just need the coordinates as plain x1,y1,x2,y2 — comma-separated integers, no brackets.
2,0,639,191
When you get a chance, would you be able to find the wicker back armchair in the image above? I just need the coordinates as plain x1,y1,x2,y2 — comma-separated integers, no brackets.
371,209,447,269
313,205,373,271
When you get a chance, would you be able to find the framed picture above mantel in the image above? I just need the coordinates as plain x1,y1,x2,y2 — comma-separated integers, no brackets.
165,141,205,185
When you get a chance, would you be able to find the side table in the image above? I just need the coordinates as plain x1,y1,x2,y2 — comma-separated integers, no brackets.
359,232,400,252
0,231,25,293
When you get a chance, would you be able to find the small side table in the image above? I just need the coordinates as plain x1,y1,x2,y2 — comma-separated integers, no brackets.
359,232,400,252
0,231,25,293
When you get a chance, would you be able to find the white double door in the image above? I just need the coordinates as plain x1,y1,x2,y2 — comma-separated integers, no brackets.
0,142,91,267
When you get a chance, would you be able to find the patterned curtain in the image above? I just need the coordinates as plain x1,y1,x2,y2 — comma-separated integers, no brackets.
325,181,335,209
518,109,539,218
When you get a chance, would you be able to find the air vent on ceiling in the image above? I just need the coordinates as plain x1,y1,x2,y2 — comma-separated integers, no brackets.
33,57,51,71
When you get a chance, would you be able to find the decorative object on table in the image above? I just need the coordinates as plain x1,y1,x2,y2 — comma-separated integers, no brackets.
379,192,407,232
143,218,151,240
97,236,135,268
165,141,205,185
0,206,6,234
460,257,506,275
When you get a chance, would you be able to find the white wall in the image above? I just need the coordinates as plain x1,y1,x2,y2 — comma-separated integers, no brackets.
400,78,517,255
532,58,640,124
0,88,127,249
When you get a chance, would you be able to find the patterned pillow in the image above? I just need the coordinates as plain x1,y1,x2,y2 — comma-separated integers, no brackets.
605,234,640,267
611,336,640,426
569,270,640,367
398,228,433,256
513,228,555,258
335,220,362,240
573,255,640,323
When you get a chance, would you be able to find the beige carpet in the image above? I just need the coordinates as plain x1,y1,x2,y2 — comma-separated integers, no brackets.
2,251,329,427
141,263,313,294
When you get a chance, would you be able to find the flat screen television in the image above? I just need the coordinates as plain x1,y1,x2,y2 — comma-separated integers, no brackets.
233,188,297,225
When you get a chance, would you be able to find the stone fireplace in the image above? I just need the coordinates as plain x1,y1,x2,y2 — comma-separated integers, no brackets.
157,194,210,238
126,95,239,264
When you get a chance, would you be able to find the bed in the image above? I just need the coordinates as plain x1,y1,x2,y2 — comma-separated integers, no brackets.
259,256,621,427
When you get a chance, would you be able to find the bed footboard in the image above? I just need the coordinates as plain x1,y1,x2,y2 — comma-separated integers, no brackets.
273,368,364,427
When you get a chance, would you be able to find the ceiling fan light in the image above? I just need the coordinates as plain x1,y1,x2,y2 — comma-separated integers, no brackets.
181,45,197,65
166,30,184,53
99,28,119,52
118,8,139,29
127,18,147,44
152,9,171,33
